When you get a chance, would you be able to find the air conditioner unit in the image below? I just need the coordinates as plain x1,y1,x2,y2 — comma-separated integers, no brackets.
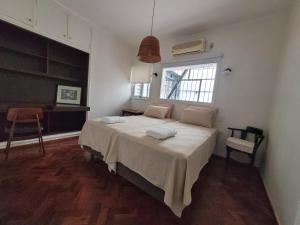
172,39,206,56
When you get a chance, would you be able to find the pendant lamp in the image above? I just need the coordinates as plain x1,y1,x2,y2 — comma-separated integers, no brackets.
137,0,161,63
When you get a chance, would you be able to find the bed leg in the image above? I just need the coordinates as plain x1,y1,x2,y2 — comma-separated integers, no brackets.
84,151,92,162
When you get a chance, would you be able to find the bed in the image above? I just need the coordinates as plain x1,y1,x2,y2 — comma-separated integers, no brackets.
79,115,217,217
79,115,173,164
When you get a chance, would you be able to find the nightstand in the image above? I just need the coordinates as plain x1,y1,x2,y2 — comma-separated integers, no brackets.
121,109,144,116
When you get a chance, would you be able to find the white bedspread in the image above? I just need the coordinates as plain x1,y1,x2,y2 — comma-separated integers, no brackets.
107,122,216,217
78,116,172,162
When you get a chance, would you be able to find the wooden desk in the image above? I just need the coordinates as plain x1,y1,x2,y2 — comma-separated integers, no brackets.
0,104,90,113
0,104,90,142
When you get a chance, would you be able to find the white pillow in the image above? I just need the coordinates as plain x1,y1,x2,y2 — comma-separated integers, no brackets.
180,107,216,128
144,105,169,119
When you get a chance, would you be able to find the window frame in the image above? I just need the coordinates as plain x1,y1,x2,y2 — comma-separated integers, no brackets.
159,56,222,105
131,82,151,100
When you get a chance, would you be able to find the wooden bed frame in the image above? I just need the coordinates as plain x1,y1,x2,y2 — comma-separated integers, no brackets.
83,145,165,202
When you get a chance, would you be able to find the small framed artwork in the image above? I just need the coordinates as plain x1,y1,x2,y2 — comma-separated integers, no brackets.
56,85,82,105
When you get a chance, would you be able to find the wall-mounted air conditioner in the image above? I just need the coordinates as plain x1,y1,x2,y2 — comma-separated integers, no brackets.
172,39,206,56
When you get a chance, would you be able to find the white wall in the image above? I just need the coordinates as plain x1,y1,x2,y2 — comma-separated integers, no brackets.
261,3,300,225
295,204,300,225
88,27,135,119
131,12,288,165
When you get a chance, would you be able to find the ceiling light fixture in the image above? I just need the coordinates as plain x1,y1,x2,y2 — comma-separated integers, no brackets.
137,0,161,63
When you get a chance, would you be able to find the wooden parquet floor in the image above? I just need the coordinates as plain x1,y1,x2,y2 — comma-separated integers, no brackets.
0,137,278,225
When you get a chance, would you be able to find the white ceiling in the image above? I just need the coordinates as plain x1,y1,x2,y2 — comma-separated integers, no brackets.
58,0,292,46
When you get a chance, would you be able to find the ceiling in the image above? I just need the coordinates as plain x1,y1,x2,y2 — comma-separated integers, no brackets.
58,0,292,46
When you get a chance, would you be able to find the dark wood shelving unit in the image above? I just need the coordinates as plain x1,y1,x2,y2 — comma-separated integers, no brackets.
48,74,83,83
49,58,87,69
0,66,83,83
0,19,90,142
0,66,47,78
0,46,47,59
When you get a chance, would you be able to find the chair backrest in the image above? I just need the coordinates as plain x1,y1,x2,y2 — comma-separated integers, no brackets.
7,108,44,122
246,126,263,136
246,126,264,150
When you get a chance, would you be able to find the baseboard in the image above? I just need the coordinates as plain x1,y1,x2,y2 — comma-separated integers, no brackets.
260,175,282,225
0,131,80,150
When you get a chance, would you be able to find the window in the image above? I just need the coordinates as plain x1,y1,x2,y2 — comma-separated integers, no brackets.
132,83,151,98
160,62,218,103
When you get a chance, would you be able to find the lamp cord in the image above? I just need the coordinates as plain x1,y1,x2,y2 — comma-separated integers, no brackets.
150,0,156,35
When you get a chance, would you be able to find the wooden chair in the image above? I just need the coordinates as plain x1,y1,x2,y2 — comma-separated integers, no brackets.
226,126,264,166
4,108,45,160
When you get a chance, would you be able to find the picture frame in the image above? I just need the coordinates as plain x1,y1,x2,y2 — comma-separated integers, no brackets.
56,85,82,105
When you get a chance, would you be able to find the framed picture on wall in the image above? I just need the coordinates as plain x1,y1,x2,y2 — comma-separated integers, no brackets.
56,85,82,105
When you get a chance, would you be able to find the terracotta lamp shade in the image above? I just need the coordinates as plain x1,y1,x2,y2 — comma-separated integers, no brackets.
137,35,161,63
